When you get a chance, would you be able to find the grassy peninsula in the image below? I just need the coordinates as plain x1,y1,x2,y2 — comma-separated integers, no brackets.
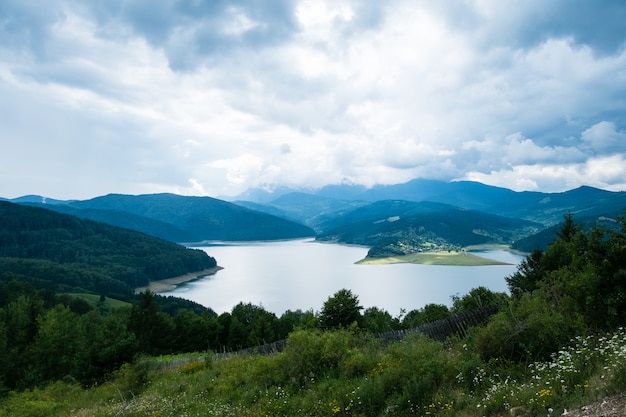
357,250,511,266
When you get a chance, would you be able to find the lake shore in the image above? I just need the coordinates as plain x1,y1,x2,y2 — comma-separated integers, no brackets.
356,250,512,266
135,266,223,294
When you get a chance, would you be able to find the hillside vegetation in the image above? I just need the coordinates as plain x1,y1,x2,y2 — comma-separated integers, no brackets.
316,200,540,258
2,212,626,416
0,201,217,299
3,326,625,417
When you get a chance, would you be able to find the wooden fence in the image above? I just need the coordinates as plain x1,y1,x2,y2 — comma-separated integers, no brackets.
372,305,498,343
212,305,498,361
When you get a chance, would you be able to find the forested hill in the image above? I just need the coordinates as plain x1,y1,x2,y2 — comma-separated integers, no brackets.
0,201,216,300
315,200,541,256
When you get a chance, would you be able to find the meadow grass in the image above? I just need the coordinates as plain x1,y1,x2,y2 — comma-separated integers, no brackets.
3,328,626,417
62,293,130,310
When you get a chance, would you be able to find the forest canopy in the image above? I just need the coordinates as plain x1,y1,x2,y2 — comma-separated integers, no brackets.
0,201,216,299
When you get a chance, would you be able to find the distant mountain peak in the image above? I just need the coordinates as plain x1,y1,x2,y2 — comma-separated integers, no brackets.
9,195,73,205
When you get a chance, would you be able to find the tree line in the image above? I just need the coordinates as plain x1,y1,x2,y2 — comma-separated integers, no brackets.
472,212,626,362
0,273,483,393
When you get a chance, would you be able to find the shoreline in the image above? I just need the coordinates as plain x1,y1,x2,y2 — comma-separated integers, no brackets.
181,237,316,246
135,266,223,294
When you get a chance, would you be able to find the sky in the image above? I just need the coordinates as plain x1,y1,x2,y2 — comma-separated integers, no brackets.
1,0,626,200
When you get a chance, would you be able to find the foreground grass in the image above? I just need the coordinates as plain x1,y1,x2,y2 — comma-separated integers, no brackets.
357,251,511,266
2,328,626,417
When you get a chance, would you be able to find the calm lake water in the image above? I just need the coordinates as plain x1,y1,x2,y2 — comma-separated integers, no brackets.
163,239,525,315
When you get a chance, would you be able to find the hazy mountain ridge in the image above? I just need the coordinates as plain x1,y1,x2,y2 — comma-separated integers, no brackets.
236,180,626,227
235,192,368,232
10,193,315,242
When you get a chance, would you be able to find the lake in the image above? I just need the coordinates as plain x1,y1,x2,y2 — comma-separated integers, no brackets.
163,239,525,316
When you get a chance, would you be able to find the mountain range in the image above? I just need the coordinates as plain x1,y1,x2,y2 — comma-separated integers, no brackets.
3,179,626,252
233,179,626,226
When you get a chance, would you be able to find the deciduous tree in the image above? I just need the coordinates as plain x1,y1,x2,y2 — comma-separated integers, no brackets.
319,288,363,329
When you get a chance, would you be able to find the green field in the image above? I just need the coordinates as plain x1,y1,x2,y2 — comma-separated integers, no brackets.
356,250,511,266
63,293,130,311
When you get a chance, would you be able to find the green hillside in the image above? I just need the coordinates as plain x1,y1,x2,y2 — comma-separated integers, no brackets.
316,200,541,257
37,204,198,242
61,293,130,312
493,185,626,225
0,201,217,299
511,214,623,252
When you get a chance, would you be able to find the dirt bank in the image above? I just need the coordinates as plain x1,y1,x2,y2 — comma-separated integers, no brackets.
135,266,223,294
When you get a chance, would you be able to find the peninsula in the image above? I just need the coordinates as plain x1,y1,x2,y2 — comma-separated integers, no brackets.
356,250,511,266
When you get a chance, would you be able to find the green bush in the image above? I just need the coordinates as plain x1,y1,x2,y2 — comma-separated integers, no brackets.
379,334,448,412
0,381,82,417
281,328,366,385
111,358,154,398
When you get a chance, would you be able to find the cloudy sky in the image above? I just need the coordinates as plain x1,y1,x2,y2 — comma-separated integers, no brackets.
1,0,625,200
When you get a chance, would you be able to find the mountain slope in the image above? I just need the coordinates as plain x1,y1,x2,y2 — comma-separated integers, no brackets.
31,204,198,242
0,201,217,298
316,200,541,256
493,186,626,225
511,214,623,252
235,192,368,232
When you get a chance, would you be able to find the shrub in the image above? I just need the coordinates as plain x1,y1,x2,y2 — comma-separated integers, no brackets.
111,358,154,398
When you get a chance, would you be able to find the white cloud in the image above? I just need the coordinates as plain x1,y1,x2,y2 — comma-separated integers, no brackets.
1,0,626,199
583,155,626,187
465,154,626,193
581,121,626,153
